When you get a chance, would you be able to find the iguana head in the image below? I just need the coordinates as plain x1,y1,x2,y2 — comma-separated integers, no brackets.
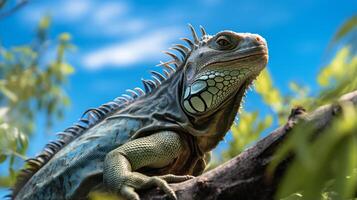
172,25,268,152
181,26,268,117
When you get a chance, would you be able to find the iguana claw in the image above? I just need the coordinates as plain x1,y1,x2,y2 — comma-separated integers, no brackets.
117,173,193,200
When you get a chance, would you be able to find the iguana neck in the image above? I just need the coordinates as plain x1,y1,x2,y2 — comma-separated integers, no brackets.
120,67,246,154
195,83,247,152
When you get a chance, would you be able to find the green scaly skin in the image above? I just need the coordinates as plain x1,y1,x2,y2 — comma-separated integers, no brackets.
104,131,190,200
11,25,268,200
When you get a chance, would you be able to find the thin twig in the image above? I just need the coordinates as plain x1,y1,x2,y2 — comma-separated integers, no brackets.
0,0,28,20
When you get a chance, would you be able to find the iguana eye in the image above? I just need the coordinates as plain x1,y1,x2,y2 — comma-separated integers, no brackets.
216,36,231,47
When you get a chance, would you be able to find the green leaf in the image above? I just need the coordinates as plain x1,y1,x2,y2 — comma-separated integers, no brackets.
332,137,356,199
59,33,71,42
317,47,350,87
60,63,74,75
0,84,18,102
0,154,6,163
39,15,51,30
0,14,75,183
331,15,357,45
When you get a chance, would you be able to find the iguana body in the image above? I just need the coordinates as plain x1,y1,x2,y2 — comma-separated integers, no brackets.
11,25,268,200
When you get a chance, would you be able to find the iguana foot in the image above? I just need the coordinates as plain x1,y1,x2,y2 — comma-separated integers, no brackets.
116,172,193,200
158,174,194,183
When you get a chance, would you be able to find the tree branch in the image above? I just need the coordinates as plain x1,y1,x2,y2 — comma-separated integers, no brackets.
0,0,28,20
140,90,357,200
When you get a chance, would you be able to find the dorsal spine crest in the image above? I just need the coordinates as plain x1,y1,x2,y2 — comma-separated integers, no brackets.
10,24,208,199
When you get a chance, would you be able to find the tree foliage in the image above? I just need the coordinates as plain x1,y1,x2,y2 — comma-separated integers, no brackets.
0,16,74,187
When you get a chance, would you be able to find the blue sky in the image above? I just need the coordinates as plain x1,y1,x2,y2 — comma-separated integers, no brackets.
0,0,356,191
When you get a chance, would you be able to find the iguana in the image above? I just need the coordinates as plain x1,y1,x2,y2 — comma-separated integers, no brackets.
9,25,268,200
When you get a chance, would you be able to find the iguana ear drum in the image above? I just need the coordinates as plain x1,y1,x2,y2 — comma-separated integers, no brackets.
183,69,246,114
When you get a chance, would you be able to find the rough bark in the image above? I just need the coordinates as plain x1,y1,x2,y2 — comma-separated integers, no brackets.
140,90,357,200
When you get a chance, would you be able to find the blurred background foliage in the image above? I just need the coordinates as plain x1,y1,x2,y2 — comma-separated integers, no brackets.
0,4,74,187
0,0,357,199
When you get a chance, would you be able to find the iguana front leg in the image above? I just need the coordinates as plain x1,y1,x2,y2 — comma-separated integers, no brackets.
103,131,193,200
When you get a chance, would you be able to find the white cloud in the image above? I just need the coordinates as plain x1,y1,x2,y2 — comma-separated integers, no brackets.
96,19,147,36
82,27,181,70
61,0,92,21
21,0,145,36
22,0,92,23
93,2,127,24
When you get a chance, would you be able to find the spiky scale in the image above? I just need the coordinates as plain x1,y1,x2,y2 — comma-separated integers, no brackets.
63,129,77,137
51,139,64,146
124,94,135,101
109,101,120,108
81,108,96,118
51,141,64,148
134,87,145,95
158,61,176,73
94,108,107,116
65,126,80,133
150,70,166,81
174,44,190,54
35,156,46,164
163,69,170,77
102,103,114,110
199,25,207,36
45,143,57,151
37,153,50,160
79,118,90,125
56,131,73,138
46,143,60,151
157,60,176,66
25,158,38,165
115,97,129,103
21,169,32,175
152,76,162,85
42,148,53,156
88,108,102,121
73,123,87,130
98,106,111,113
147,80,157,89
170,47,186,58
26,159,42,167
141,79,151,93
163,51,181,65
171,61,179,68
90,110,103,119
180,37,194,49
43,147,55,155
126,89,139,98
86,111,99,121
188,24,199,44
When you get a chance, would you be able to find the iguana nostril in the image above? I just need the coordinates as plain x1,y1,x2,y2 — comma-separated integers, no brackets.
255,37,261,42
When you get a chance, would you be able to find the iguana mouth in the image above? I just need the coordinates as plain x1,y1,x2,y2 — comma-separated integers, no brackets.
207,47,268,67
